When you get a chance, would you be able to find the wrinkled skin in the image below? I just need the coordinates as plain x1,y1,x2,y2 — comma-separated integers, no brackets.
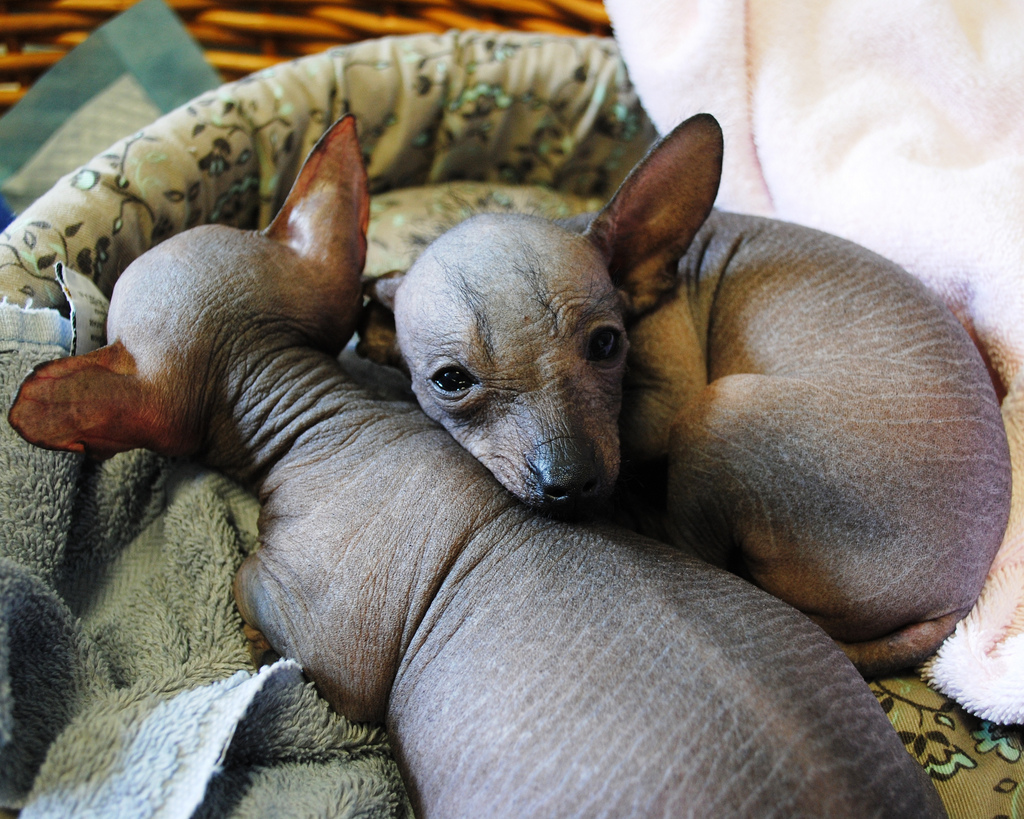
361,114,1012,676
619,210,1011,675
8,116,947,818
382,216,628,516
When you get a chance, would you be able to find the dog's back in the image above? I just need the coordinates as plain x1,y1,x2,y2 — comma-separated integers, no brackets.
621,209,1011,673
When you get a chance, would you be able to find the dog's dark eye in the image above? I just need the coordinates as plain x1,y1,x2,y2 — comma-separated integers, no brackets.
587,328,621,362
430,366,477,395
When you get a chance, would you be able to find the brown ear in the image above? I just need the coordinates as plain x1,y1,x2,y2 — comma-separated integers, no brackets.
7,342,199,459
264,115,372,349
356,272,407,372
585,113,723,316
265,114,370,275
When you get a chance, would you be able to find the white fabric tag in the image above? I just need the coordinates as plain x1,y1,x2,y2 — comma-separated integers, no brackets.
56,262,110,355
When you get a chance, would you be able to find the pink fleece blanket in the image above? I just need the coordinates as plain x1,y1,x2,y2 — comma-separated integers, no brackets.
604,0,1024,724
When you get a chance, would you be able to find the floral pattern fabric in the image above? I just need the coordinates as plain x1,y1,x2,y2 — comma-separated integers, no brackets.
364,181,605,278
0,31,653,310
873,676,1023,818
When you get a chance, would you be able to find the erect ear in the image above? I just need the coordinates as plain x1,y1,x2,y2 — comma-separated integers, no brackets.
365,271,403,310
584,113,723,316
264,114,371,276
356,271,408,373
7,342,199,460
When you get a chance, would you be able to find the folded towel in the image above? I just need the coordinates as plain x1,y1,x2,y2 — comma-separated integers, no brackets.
604,0,1024,723
0,302,409,816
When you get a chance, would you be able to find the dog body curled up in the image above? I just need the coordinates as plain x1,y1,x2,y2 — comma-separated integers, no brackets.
362,113,1012,676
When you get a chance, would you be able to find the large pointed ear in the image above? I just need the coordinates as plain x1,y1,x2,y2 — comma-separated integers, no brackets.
356,272,408,373
7,342,199,460
585,113,723,316
264,114,370,275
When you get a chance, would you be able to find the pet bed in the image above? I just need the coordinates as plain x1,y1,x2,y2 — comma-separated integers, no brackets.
1,25,1021,819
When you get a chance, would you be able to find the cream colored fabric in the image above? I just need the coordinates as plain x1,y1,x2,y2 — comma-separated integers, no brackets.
0,31,654,311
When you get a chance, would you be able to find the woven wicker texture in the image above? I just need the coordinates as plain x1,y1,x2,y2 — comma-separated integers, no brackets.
0,0,612,112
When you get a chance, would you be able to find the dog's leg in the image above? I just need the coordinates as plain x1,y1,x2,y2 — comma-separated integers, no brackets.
663,372,998,675
234,554,286,669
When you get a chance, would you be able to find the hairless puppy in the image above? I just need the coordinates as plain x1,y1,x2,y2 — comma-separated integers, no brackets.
8,116,947,817
361,113,1012,677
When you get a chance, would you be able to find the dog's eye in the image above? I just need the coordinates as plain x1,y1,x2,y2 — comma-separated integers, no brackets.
430,366,477,395
587,328,621,362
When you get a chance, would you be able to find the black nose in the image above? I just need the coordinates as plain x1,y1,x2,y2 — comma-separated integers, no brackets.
527,440,601,512
536,465,598,502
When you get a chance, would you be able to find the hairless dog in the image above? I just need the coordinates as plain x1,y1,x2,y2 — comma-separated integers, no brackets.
8,116,946,817
360,113,1012,677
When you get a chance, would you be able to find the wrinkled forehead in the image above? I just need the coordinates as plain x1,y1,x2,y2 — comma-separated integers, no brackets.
400,213,614,325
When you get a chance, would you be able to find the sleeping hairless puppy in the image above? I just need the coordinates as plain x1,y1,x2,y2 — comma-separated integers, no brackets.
7,116,947,817
361,113,1012,677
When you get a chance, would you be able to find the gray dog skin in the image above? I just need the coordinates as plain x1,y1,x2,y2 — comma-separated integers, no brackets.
361,113,1012,677
8,116,948,818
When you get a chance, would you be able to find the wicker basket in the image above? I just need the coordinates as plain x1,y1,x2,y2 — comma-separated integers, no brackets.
0,0,612,113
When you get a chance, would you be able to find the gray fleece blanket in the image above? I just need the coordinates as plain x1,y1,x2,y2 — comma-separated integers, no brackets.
0,301,411,817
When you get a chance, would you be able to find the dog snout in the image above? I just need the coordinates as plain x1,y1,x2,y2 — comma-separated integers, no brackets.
527,439,602,516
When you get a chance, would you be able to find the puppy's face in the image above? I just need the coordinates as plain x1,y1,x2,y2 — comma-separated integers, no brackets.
394,214,628,517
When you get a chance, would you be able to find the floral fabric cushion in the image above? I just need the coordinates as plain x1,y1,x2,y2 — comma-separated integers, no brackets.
0,30,652,309
874,676,1022,818
1,29,1020,819
365,181,605,278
